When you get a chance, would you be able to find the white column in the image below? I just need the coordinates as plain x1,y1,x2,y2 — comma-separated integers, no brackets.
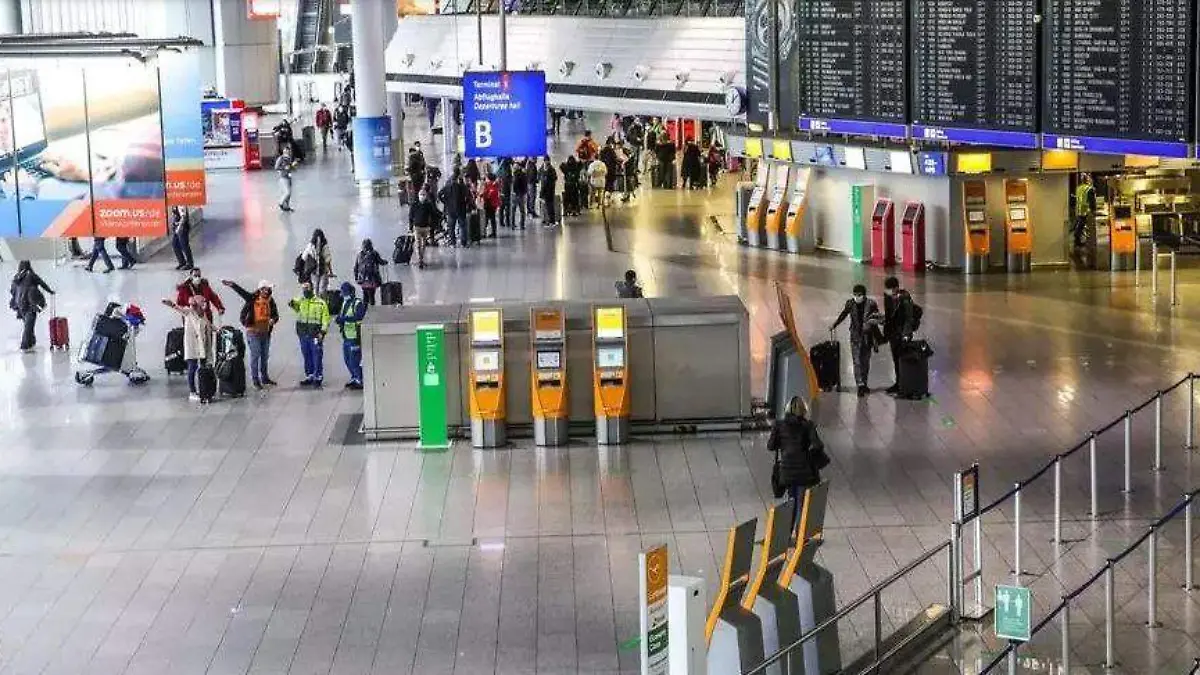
442,98,457,173
350,0,387,118
0,0,21,34
379,0,405,164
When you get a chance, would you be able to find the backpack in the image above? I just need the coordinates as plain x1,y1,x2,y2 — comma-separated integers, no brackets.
356,251,380,283
910,302,924,332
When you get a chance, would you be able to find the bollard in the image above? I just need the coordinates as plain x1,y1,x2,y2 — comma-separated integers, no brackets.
1060,601,1071,673
1152,243,1159,296
1053,457,1063,543
1013,483,1023,580
1148,528,1160,627
1154,393,1164,471
973,516,984,613
1123,411,1132,494
1171,252,1178,306
1105,561,1116,668
873,591,882,662
950,522,961,619
1186,498,1195,592
1008,644,1017,675
1090,434,1099,518
1189,376,1196,450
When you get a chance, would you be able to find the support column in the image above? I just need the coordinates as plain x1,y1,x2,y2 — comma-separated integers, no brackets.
350,0,393,194
0,0,21,35
379,0,405,173
442,98,458,174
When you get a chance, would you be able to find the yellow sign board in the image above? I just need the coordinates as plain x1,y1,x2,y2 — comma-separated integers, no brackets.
771,139,793,161
595,306,625,340
956,153,993,174
745,138,764,159
471,309,501,342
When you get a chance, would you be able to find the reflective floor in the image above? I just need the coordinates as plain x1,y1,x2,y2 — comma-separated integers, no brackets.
0,113,1197,674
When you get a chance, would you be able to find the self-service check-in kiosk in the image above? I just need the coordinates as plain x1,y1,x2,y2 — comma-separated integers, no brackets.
870,198,896,267
468,308,506,448
778,481,839,675
530,307,568,447
901,201,926,272
963,179,990,274
707,519,764,674
742,503,796,675
1004,179,1032,273
593,306,630,445
746,162,771,248
763,164,793,250
1110,204,1137,271
784,168,812,254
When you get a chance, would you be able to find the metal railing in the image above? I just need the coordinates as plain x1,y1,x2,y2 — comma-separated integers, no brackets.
952,374,1197,619
979,489,1199,673
744,541,953,675
1189,657,1200,674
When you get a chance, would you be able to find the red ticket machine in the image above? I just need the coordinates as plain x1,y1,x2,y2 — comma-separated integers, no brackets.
242,109,262,170
870,198,895,267
901,201,925,271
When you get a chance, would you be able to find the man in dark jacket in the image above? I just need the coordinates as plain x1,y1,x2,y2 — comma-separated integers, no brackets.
883,276,917,395
767,396,827,529
221,279,279,389
438,169,472,246
512,163,528,229
615,270,643,298
539,157,558,227
9,260,54,352
406,143,427,199
498,158,514,229
831,284,882,397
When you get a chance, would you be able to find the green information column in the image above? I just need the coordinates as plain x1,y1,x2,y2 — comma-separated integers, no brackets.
416,324,451,449
850,185,865,262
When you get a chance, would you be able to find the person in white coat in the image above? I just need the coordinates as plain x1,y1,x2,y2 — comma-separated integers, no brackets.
162,295,215,402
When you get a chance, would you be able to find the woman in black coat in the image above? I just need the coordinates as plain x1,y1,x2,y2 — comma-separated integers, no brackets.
9,260,55,352
767,396,828,527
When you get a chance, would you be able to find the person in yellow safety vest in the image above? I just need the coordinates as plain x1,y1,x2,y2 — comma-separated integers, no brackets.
334,282,368,390
1073,174,1096,249
288,281,331,387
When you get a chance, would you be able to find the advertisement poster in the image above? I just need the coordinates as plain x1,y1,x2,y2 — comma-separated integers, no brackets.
352,115,393,181
462,71,547,159
0,69,22,236
744,0,773,127
159,51,206,206
638,545,669,675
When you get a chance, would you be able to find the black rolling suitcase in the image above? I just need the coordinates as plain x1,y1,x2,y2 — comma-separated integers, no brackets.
469,211,482,243
215,326,246,397
897,340,934,400
380,281,403,306
196,361,217,403
809,332,841,392
165,327,186,374
393,234,414,264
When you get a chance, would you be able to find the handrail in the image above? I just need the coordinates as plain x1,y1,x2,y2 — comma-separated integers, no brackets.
980,489,1200,673
1189,657,1200,675
743,541,951,675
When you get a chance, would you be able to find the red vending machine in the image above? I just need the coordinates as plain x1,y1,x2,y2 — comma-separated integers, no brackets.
901,201,926,271
242,109,262,170
870,198,895,267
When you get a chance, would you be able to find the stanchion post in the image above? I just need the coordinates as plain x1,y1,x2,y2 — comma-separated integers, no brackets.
1171,252,1178,306
1188,376,1195,450
1152,243,1159,296
1123,411,1133,494
1090,434,1099,518
872,590,882,663
1013,483,1022,580
1154,393,1164,471
1148,528,1160,627
1186,496,1195,592
947,524,958,621
973,515,983,614
1105,561,1116,668
1061,601,1071,673
1007,645,1017,675
1053,457,1063,543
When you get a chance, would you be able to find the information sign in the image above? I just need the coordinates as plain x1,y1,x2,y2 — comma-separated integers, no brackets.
639,545,669,675
416,324,450,449
462,70,547,158
994,584,1032,642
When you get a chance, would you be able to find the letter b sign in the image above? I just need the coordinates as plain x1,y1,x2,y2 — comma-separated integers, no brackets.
474,121,493,149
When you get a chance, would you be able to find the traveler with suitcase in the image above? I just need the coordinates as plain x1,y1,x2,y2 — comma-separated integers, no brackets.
334,283,368,390
175,268,225,323
830,284,882,398
288,281,331,387
8,260,55,353
353,239,388,305
883,276,926,398
767,397,830,530
221,279,279,390
161,296,216,402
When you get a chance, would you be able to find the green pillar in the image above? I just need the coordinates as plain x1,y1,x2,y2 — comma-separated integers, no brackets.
416,324,451,450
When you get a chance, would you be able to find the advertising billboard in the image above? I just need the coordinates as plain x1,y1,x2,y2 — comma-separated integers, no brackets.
352,115,393,181
159,51,206,206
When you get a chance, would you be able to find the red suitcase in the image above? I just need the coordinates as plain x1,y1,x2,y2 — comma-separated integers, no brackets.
48,298,69,350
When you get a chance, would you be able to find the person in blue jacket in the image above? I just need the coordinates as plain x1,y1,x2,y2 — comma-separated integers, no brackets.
334,282,367,390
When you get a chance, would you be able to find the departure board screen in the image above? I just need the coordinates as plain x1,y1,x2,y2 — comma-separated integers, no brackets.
1043,0,1194,157
796,0,908,139
911,0,1038,148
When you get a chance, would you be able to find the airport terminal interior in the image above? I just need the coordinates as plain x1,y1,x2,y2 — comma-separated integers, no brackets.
1,1,1200,674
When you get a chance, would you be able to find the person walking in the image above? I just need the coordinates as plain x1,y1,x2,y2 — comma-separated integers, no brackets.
300,229,334,294
353,239,387,305
767,396,829,529
830,284,882,397
315,103,333,151
882,276,917,395
85,237,115,273
113,237,137,270
334,282,367,390
407,142,427,200
333,104,351,151
170,206,195,270
276,146,297,212
288,281,331,387
8,260,54,352
175,268,225,323
222,279,279,390
439,169,472,246
409,187,436,269
161,295,216,402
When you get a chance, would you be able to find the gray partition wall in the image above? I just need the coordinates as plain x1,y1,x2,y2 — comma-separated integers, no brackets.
360,296,753,440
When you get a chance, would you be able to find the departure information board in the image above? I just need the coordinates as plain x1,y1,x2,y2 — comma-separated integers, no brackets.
911,0,1039,148
796,0,908,139
1043,0,1194,158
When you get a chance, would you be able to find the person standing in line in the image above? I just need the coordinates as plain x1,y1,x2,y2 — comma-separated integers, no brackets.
315,103,333,151
539,157,558,227
221,278,278,390
830,284,882,398
85,237,115,273
334,282,367,390
275,145,297,212
161,295,216,402
498,158,514,229
9,260,54,352
353,239,387,305
113,237,137,270
482,173,501,237
524,158,539,220
767,396,829,530
438,168,472,246
170,206,195,271
289,281,331,387
511,161,528,229
587,156,608,209
882,276,917,395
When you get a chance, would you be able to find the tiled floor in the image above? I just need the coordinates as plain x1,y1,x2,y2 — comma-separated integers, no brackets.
0,113,1197,674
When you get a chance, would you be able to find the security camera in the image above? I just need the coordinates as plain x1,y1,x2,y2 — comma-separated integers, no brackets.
717,70,736,87
527,61,541,71
403,53,416,67
559,60,576,77
675,70,690,86
595,62,612,80
429,58,443,70
632,65,650,83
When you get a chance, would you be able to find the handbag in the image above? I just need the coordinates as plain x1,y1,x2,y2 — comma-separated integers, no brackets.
808,425,831,472
770,448,787,499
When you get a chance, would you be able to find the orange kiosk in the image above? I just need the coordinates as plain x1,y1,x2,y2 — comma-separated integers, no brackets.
468,308,506,448
1110,204,1137,271
745,162,771,247
900,201,926,272
530,307,568,447
593,306,630,445
963,179,990,274
870,198,896,267
763,164,792,250
1003,179,1032,273
784,168,812,253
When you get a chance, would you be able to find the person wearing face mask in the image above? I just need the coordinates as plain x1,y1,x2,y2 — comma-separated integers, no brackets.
288,281,331,387
882,276,918,395
831,284,882,397
175,268,225,323
222,278,279,390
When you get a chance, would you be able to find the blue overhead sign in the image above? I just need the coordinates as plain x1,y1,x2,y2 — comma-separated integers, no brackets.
798,117,909,140
912,125,1040,150
1044,134,1191,159
462,70,547,159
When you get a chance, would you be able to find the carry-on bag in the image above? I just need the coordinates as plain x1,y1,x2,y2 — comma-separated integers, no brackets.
393,234,414,264
48,297,69,350
323,290,343,317
215,326,247,397
897,340,934,400
380,281,404,306
809,331,841,392
165,327,187,374
196,360,218,403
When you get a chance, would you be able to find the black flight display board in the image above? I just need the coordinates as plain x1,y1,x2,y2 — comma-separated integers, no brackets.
796,0,908,139
911,0,1038,148
1043,0,1194,158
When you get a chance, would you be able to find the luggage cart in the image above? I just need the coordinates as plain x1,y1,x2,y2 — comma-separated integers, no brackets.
74,303,149,386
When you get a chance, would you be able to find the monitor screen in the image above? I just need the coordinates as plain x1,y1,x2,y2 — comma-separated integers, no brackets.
536,350,561,370
903,204,921,220
814,145,835,166
1114,205,1133,219
595,307,624,340
473,350,500,372
873,201,890,218
1009,207,1027,222
890,151,914,174
967,211,986,223
597,347,625,369
844,147,866,170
